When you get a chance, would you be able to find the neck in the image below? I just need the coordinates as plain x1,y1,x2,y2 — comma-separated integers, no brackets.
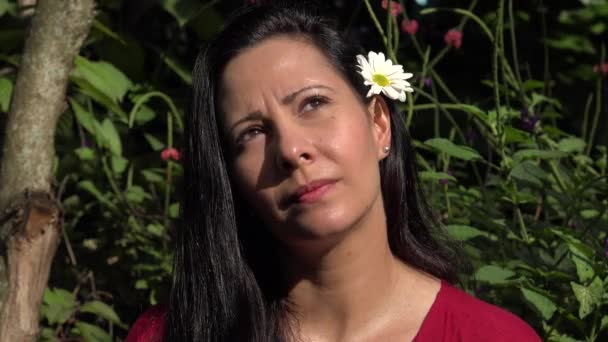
278,196,417,340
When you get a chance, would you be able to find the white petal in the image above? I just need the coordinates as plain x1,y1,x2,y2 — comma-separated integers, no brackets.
398,91,406,102
383,58,394,71
382,86,400,100
356,54,370,71
368,52,379,71
366,88,375,97
370,84,383,95
390,79,409,87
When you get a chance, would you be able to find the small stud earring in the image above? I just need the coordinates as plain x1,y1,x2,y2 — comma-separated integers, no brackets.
383,146,390,154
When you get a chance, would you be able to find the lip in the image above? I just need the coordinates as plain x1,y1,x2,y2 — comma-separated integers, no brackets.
290,179,337,204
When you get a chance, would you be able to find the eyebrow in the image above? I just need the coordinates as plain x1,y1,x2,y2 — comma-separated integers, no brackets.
228,84,333,134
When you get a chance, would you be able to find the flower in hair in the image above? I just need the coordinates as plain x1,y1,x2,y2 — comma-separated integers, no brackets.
356,51,414,102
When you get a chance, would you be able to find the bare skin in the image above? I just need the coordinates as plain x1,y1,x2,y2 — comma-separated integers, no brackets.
221,36,441,341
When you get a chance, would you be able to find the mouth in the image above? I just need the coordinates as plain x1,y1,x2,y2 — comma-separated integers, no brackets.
288,179,338,205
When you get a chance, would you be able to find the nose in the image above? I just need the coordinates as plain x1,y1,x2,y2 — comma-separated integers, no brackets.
272,121,315,173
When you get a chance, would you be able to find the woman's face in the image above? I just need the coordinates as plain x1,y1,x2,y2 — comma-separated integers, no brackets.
220,36,391,249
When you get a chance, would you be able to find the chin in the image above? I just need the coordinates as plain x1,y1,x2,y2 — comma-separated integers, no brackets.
277,207,356,245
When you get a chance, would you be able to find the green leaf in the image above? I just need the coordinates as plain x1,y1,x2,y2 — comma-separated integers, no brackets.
146,223,165,237
590,21,606,34
40,327,60,342
452,104,488,122
580,209,599,219
531,93,563,110
133,105,156,125
144,133,165,151
522,80,544,90
513,149,567,162
569,250,594,283
74,81,128,121
557,137,586,153
72,56,133,104
474,265,516,284
159,0,204,26
74,321,111,342
510,160,548,186
111,155,128,174
547,333,580,342
69,98,98,136
75,147,96,161
546,34,595,54
135,279,148,289
169,202,180,218
92,19,126,45
446,225,496,241
558,232,596,283
80,301,121,324
41,288,77,325
78,180,117,210
504,127,530,144
100,118,122,156
601,315,608,333
419,171,456,182
424,138,482,161
161,54,193,85
125,186,151,203
0,77,13,112
521,287,557,320
0,0,17,18
141,169,164,183
570,278,603,319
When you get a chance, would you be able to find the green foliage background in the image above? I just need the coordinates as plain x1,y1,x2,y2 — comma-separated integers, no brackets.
0,0,607,341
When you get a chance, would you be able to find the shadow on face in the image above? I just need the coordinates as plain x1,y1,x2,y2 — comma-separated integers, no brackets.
219,35,391,255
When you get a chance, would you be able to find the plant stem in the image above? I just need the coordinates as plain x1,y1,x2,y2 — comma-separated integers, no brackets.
386,1,393,59
414,87,466,142
363,0,390,56
493,0,505,142
101,156,144,230
508,0,526,103
539,0,551,98
164,112,174,226
585,44,605,155
548,160,568,194
581,93,593,142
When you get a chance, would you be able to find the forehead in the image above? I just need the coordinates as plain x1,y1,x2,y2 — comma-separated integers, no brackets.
220,36,345,107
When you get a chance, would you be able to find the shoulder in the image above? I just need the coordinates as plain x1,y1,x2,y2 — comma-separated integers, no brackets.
415,280,542,342
125,305,166,342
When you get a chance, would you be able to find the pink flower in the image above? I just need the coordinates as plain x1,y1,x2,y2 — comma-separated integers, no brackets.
381,0,402,17
593,63,608,77
444,29,463,49
401,19,419,35
161,147,180,161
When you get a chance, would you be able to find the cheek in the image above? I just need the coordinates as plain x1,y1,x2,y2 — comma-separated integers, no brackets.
325,113,376,165
232,154,278,216
233,157,261,193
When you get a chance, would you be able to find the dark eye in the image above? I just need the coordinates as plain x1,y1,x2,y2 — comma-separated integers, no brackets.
300,95,329,113
236,126,264,145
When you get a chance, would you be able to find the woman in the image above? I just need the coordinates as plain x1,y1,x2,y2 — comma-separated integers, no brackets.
126,2,541,341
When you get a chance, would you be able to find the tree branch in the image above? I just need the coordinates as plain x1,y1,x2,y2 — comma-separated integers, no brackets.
0,0,96,340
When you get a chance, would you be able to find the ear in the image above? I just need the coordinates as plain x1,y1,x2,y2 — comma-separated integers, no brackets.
366,95,391,160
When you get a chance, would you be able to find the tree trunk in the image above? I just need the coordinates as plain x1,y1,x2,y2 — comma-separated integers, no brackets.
0,0,96,341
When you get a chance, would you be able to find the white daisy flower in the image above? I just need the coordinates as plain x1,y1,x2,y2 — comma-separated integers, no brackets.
356,51,414,102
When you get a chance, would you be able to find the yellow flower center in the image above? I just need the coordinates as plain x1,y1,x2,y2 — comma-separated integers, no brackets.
372,73,390,87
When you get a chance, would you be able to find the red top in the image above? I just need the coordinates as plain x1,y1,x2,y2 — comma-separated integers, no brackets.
126,280,542,341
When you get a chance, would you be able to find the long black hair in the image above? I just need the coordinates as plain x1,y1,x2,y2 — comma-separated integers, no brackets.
166,2,467,341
